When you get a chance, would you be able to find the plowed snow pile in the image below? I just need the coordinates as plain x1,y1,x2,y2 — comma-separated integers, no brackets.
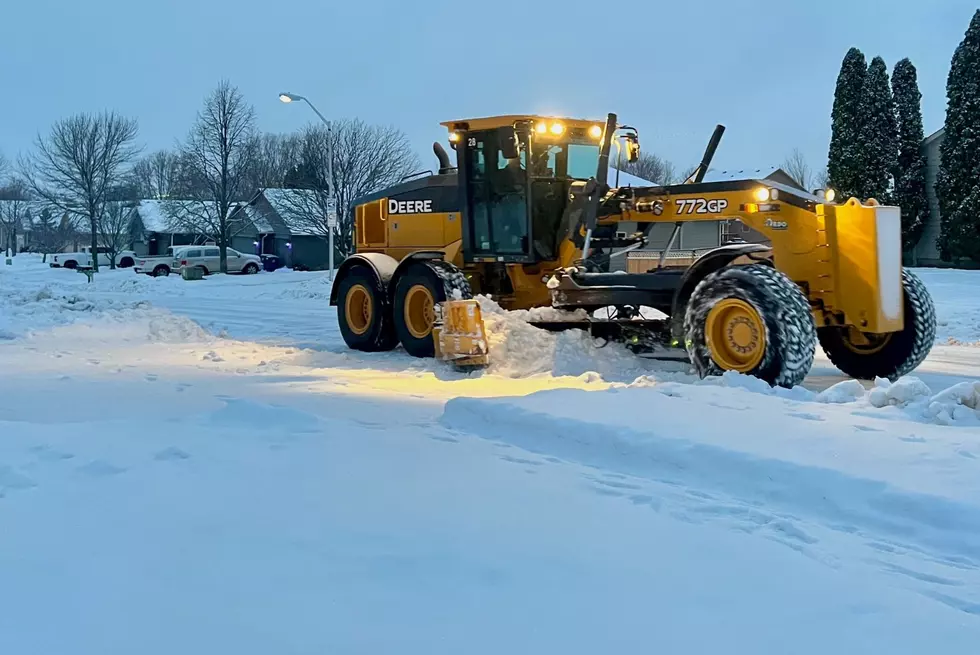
475,295,691,381
0,282,212,345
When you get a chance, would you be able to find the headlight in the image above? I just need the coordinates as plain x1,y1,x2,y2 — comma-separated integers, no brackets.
550,122,564,135
754,187,771,202
825,188,836,202
448,131,461,143
588,125,603,139
535,122,548,134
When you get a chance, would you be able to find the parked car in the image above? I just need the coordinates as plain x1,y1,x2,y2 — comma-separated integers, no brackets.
134,246,194,277
175,247,262,275
50,247,136,270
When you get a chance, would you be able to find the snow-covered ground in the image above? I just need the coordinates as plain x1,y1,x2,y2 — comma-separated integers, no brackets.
1,255,979,653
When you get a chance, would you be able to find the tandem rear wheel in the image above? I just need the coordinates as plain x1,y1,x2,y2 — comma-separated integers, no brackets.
336,266,398,352
393,260,473,357
335,260,473,357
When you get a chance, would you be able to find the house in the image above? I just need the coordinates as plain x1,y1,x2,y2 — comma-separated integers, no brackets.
612,167,805,272
912,128,946,266
233,189,340,270
0,200,76,253
127,200,212,256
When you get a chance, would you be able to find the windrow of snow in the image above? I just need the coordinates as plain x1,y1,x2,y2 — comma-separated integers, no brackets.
474,295,692,382
704,371,980,426
0,283,212,344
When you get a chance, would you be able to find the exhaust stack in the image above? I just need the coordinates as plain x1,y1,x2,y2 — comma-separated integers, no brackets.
686,124,726,184
433,142,455,175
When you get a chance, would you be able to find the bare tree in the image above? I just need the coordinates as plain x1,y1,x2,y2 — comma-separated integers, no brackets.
815,167,829,190
782,148,814,191
0,181,31,256
0,151,9,183
244,133,302,192
613,152,678,185
20,112,140,272
177,80,257,272
96,201,136,268
131,150,183,199
276,120,420,256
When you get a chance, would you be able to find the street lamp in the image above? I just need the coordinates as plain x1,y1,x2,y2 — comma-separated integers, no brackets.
279,91,337,281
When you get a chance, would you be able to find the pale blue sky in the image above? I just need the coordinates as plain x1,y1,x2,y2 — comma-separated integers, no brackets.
0,0,973,177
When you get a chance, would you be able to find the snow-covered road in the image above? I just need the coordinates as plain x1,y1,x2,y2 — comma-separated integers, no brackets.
1,256,979,653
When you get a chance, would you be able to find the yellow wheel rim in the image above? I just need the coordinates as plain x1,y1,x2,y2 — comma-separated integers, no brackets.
705,298,766,372
404,284,436,339
344,284,373,336
841,327,892,355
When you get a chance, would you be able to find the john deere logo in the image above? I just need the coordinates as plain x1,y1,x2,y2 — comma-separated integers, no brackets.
389,199,433,214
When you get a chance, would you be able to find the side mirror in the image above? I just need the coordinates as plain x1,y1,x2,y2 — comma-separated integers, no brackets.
626,138,640,163
497,126,520,160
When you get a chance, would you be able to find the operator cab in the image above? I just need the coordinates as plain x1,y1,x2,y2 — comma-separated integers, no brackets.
442,115,626,265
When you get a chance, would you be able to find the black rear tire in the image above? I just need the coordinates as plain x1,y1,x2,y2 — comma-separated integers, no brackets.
336,266,398,352
119,257,135,268
153,265,170,277
818,269,936,381
64,260,77,270
393,260,472,358
684,263,816,388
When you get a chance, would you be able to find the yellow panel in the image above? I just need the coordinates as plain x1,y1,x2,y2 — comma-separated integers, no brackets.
356,200,386,250
387,211,452,249
824,199,904,333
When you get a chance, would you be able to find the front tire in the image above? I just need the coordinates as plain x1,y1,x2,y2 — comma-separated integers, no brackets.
393,261,472,358
243,263,259,274
818,269,936,381
684,263,816,388
336,266,398,352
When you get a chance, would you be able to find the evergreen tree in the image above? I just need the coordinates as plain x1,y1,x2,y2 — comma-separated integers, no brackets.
892,58,928,251
827,48,868,201
860,57,898,202
937,10,980,262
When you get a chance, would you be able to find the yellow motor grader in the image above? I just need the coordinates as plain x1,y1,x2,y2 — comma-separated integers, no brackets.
329,113,936,387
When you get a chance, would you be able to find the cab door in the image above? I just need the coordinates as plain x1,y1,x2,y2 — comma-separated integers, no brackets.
461,130,532,263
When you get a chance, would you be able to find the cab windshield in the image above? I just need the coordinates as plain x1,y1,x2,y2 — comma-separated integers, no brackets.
529,141,600,180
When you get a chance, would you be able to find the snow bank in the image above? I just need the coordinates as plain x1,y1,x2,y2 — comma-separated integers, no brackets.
474,295,691,381
689,370,980,426
0,281,212,345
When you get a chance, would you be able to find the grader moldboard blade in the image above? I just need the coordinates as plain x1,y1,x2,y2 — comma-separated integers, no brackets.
433,299,490,368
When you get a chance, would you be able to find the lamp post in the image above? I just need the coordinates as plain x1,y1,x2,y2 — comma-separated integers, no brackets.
279,92,337,281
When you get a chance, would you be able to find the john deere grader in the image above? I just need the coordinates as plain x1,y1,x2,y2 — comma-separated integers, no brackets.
329,113,936,388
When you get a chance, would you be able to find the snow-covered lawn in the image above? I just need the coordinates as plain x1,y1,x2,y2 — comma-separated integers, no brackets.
1,255,979,653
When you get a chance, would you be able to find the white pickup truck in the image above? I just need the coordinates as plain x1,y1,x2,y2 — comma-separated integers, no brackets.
133,246,189,277
50,247,137,270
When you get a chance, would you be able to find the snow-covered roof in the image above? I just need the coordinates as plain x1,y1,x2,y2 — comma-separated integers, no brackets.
133,200,173,232
259,188,321,237
235,202,276,234
133,199,234,234
701,167,782,183
607,167,655,187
